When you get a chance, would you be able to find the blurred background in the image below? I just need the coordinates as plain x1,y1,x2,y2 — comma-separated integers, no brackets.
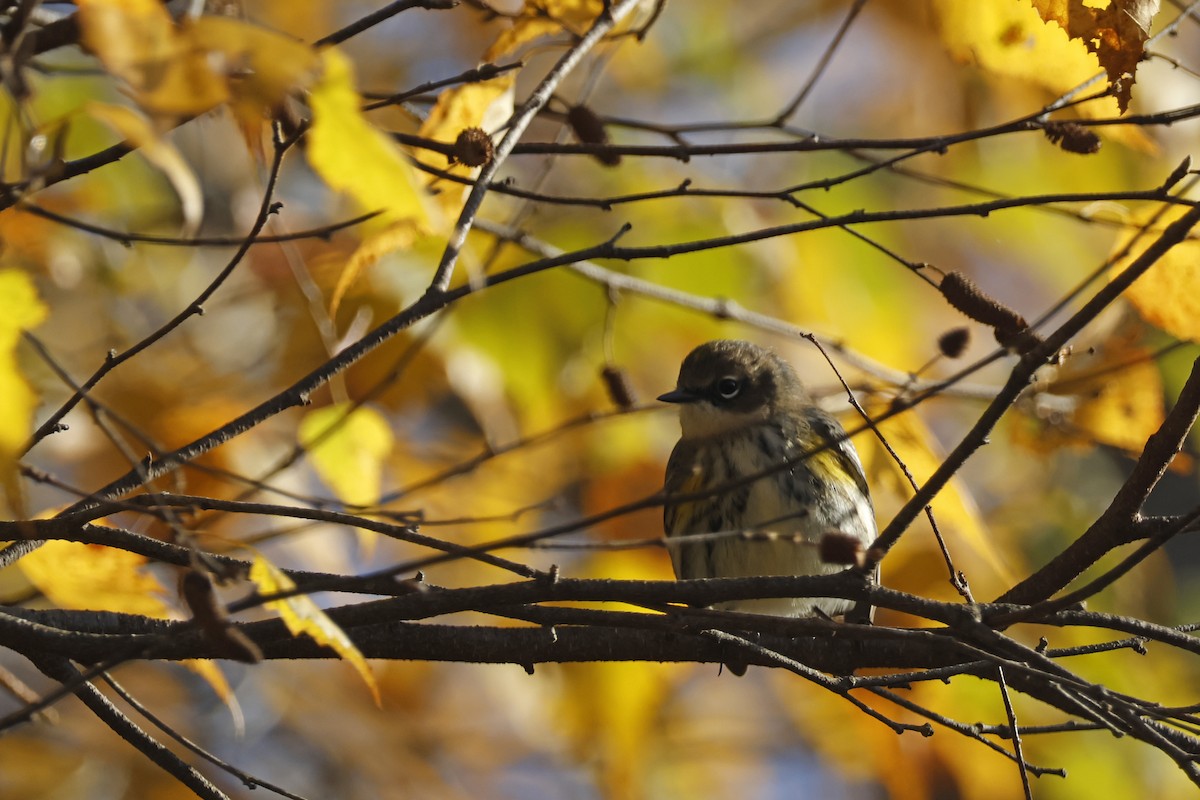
2,1,1200,797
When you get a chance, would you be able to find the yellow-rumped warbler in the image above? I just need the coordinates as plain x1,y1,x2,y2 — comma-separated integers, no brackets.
660,339,877,623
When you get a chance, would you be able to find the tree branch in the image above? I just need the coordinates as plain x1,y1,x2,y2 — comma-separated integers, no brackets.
32,657,230,800
868,203,1200,567
999,355,1200,604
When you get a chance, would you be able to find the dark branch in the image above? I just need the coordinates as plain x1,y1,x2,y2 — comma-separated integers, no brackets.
32,657,230,800
999,355,1200,604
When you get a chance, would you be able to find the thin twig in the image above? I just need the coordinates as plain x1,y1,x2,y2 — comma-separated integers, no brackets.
999,355,1200,605
314,0,458,48
700,628,934,736
425,0,645,294
997,666,1036,799
100,674,311,800
32,657,230,800
871,686,1066,779
771,0,868,125
23,126,301,454
868,203,1200,567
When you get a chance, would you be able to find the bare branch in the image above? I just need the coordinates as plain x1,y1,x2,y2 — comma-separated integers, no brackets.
1000,356,1200,605
31,657,230,800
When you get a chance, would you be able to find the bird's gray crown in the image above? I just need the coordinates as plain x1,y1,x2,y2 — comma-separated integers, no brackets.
659,339,804,414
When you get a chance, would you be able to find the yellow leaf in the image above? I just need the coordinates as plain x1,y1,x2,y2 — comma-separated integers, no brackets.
85,102,203,233
418,78,515,158
483,0,634,60
20,541,171,618
0,270,47,513
18,526,240,716
1029,0,1160,113
77,0,228,116
186,659,232,699
559,662,669,796
1111,207,1200,342
557,552,680,798
931,0,1156,151
187,16,319,113
183,659,246,731
308,48,432,227
78,6,317,141
298,404,394,508
860,408,1016,588
415,75,514,216
254,0,334,42
536,0,606,32
484,17,564,61
329,220,422,318
1013,336,1165,455
185,16,318,145
1072,359,1164,455
249,555,380,705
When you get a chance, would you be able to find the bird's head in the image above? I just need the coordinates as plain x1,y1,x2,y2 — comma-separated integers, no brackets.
659,339,805,439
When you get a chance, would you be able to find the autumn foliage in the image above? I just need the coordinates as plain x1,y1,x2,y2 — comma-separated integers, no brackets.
2,1,1200,799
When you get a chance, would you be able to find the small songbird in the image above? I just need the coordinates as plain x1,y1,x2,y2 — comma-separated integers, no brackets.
660,339,877,627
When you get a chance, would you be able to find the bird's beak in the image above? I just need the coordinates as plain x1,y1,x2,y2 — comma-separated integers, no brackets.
657,388,699,404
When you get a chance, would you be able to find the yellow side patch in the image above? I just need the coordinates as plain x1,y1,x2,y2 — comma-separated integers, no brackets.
666,462,707,534
805,449,843,482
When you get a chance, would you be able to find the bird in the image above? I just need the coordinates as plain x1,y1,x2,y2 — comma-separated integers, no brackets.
659,339,877,646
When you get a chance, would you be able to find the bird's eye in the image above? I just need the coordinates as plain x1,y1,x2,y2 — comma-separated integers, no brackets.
716,377,741,399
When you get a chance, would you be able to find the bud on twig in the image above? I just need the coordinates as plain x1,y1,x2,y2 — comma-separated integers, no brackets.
600,365,636,409
1043,121,1101,155
937,327,971,359
939,271,1042,354
1162,156,1192,192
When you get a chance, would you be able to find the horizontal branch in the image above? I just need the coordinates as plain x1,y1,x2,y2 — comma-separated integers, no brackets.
0,598,980,673
10,597,1200,763
392,102,1200,161
7,575,1200,765
6,571,1197,663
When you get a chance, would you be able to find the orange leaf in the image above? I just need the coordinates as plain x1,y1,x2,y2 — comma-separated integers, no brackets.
1029,0,1160,113
77,0,228,116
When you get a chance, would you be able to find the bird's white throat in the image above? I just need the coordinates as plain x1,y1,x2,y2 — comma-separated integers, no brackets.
677,402,769,440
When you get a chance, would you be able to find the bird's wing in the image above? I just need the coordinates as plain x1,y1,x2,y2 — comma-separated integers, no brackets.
663,438,707,535
804,407,872,502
